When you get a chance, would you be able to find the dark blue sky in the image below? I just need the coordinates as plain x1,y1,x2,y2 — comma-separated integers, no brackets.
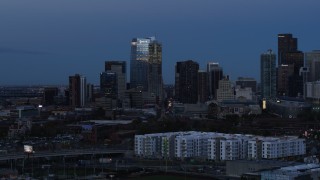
1,0,320,85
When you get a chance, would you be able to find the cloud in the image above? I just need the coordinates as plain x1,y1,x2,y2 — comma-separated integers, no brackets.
0,47,49,55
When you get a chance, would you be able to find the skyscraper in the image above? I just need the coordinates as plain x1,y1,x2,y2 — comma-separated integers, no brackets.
216,76,234,102
130,37,163,101
147,41,163,100
100,72,117,99
277,34,304,97
207,62,223,100
80,76,87,107
175,60,199,104
69,74,87,107
198,70,209,103
105,61,126,100
305,50,320,82
260,50,276,99
277,64,294,96
278,34,297,66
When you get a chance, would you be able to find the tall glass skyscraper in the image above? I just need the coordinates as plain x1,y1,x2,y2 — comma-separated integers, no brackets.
130,37,163,101
175,60,199,104
207,62,223,100
69,74,87,107
260,50,276,99
105,61,126,100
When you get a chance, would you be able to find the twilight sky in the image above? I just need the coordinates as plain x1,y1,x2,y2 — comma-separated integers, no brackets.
0,0,320,85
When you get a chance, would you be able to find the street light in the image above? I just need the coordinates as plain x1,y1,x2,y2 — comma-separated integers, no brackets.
24,145,34,177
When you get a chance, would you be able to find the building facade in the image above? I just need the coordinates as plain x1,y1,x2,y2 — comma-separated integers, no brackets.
305,50,320,82
277,64,294,96
260,49,276,99
175,60,199,104
216,77,234,102
207,62,223,100
130,37,163,102
277,34,304,97
135,132,306,161
235,77,257,93
105,61,127,101
69,74,87,107
278,34,298,66
198,70,209,103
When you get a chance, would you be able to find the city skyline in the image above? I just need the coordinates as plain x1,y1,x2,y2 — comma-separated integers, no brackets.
1,0,320,85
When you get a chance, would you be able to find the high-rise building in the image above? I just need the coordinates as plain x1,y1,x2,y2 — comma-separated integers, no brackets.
86,83,94,103
278,34,298,66
236,77,257,93
216,76,234,102
277,34,304,97
277,64,294,96
100,72,117,99
80,76,87,107
130,37,163,101
69,74,87,107
305,50,320,82
260,50,276,99
207,62,223,100
147,41,163,101
105,61,126,100
175,60,199,104
198,70,209,103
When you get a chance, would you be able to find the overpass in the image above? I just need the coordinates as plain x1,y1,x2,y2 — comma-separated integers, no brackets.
0,149,130,161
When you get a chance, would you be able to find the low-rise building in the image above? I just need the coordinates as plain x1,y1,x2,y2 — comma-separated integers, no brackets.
135,132,306,161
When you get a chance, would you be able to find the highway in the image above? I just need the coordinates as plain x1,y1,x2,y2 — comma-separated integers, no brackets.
0,148,130,161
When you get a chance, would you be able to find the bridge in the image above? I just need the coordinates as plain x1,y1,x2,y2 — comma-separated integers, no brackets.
0,149,130,161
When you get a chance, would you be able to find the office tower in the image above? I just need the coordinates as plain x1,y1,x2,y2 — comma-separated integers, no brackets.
236,77,257,93
260,50,276,99
277,64,294,96
207,62,223,100
198,70,209,103
105,61,126,100
278,34,297,66
69,74,87,107
277,34,304,97
175,60,199,104
130,37,163,100
86,83,94,103
80,76,87,107
100,72,117,99
305,50,320,82
148,40,163,101
216,76,234,101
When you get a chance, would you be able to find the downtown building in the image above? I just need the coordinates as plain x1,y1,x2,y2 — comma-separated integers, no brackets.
277,34,304,97
305,50,320,82
175,60,199,104
69,74,87,107
105,61,127,101
198,70,209,103
260,49,277,99
207,62,223,100
135,131,306,161
99,71,118,110
235,77,257,93
216,76,235,102
130,37,163,104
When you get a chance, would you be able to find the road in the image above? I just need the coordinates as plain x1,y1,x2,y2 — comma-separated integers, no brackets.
0,148,130,161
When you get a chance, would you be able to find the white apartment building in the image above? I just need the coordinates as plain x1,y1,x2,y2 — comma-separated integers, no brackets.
175,132,211,159
135,132,306,161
